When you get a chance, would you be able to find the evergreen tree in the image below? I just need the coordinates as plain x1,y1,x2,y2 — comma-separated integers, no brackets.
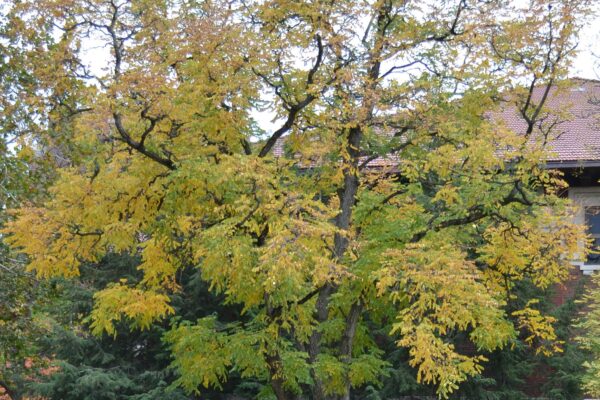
31,253,256,400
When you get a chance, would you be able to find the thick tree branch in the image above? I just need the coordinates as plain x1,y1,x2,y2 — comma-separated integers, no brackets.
113,113,176,170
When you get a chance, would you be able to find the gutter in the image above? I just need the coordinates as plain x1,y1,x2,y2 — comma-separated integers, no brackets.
544,160,600,169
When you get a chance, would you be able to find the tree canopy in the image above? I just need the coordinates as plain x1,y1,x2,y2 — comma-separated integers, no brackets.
2,1,594,399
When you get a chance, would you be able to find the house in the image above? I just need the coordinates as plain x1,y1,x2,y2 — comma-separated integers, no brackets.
499,78,600,277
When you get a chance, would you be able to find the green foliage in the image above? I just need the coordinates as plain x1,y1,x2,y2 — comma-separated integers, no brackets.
541,286,588,400
577,273,600,397
0,13,57,392
0,266,48,398
29,253,257,400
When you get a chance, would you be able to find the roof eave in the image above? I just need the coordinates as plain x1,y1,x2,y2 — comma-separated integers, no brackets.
545,160,600,169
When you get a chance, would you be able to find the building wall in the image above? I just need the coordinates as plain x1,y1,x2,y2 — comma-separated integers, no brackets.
569,186,600,275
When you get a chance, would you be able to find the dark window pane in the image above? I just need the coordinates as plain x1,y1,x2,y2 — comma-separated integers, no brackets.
586,207,600,235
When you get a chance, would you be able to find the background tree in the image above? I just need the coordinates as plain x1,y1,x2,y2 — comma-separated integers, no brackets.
577,274,600,397
3,1,593,399
0,5,60,398
29,252,255,400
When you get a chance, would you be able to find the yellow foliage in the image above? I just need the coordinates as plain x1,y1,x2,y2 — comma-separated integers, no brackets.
383,243,515,397
512,300,563,356
90,283,174,337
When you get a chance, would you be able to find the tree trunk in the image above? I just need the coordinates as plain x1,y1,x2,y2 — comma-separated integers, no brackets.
309,0,389,395
267,352,300,400
308,124,362,400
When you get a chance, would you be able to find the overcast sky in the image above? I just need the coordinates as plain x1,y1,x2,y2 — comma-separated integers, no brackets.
81,10,600,79
78,9,600,135
571,16,599,79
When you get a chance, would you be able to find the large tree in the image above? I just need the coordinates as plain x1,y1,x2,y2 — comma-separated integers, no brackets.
3,0,593,399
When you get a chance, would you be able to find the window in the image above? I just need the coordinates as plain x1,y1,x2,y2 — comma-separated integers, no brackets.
585,206,600,265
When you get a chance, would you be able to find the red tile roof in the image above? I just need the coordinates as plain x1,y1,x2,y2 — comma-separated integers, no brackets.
497,78,600,164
